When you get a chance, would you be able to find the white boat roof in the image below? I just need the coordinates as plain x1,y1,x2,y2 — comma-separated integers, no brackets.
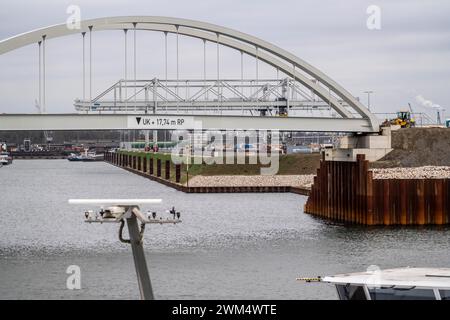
322,268,450,289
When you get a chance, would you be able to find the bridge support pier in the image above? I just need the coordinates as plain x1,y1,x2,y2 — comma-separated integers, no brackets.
324,126,393,162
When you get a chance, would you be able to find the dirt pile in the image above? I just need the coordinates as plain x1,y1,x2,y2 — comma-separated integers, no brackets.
373,128,450,168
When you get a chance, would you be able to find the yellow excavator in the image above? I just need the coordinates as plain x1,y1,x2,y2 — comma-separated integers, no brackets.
392,110,415,128
383,104,416,128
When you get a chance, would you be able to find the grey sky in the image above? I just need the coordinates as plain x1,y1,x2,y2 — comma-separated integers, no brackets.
0,0,449,120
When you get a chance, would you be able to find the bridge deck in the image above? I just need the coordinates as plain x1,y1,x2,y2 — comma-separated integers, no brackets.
0,113,375,132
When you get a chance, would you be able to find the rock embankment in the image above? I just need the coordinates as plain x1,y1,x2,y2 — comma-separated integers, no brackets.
187,166,450,188
372,166,450,179
187,174,314,188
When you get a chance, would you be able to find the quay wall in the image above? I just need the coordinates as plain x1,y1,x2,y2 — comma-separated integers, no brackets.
104,152,310,195
304,154,450,225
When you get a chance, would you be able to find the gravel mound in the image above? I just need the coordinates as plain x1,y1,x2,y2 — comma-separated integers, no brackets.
374,127,450,167
372,166,450,179
187,175,314,188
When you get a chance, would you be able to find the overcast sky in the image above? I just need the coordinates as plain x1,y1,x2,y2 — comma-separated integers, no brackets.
0,0,448,120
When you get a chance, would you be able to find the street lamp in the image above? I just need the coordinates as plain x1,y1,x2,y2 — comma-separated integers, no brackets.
364,91,374,111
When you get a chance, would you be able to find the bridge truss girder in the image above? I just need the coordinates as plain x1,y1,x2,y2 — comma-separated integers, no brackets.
74,78,342,116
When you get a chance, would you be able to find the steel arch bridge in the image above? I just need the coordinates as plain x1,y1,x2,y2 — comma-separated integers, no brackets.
0,16,379,132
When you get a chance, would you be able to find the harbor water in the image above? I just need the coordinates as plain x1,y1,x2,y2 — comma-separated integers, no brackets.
1,160,449,299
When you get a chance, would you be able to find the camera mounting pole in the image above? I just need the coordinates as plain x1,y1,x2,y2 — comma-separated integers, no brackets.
68,199,182,300
127,211,153,299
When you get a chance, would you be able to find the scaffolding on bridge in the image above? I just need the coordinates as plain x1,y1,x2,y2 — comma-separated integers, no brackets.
74,78,352,117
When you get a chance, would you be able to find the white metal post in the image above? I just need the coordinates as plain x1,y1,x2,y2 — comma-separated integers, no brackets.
255,45,259,97
292,65,295,101
364,90,373,111
133,22,137,112
153,80,157,113
82,32,86,101
241,50,244,113
176,25,179,113
164,31,168,103
89,26,93,105
216,33,220,111
42,35,46,113
203,39,206,101
144,87,148,111
255,46,259,114
153,130,158,146
276,67,280,97
38,41,41,113
124,29,128,109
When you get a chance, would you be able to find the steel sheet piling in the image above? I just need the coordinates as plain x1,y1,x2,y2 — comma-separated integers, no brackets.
304,154,449,226
176,164,181,183
417,180,425,225
165,160,170,180
143,156,147,174
400,179,407,225
156,159,161,177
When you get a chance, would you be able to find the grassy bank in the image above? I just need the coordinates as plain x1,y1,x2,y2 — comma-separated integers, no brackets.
118,150,320,184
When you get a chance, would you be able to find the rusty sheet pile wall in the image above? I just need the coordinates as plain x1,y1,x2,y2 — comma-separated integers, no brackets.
304,154,450,225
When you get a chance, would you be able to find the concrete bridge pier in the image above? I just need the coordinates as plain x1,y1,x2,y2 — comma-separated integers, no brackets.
324,126,394,162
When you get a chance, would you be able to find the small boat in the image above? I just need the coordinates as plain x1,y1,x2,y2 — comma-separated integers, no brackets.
83,152,104,161
0,152,13,165
67,153,84,161
298,267,450,300
67,152,104,162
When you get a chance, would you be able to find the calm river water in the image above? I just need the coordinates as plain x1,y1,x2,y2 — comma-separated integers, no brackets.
0,160,449,299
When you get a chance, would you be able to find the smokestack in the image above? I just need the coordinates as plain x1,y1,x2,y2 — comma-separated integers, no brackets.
415,95,445,125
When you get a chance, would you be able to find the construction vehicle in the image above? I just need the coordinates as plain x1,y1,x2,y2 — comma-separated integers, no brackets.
392,110,415,128
382,107,416,128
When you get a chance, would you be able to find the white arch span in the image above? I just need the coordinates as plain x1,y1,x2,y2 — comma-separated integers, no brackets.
0,16,379,131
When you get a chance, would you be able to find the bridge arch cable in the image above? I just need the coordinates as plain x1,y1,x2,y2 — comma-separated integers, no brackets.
0,16,379,131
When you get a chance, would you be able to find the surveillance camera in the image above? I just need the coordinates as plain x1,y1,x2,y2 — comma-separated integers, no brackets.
147,211,157,220
84,210,94,220
102,206,126,219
